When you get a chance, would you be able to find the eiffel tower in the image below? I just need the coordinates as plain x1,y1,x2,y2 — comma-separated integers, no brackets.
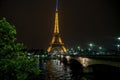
47,0,66,53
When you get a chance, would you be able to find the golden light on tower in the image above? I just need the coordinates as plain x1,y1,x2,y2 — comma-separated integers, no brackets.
54,12,59,34
47,0,67,53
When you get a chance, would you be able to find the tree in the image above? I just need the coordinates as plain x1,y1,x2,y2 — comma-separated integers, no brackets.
0,18,40,80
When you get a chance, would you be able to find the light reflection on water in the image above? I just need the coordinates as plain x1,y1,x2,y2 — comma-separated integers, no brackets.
43,59,72,80
78,57,89,67
39,58,120,80
40,59,88,80
78,57,120,68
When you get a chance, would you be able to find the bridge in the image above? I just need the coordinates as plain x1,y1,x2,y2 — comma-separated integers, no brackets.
59,55,120,73
62,55,120,68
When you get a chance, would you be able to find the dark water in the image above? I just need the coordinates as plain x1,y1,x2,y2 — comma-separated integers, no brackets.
39,59,72,80
38,59,120,80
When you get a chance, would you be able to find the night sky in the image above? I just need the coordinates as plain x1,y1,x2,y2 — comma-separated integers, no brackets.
0,0,120,50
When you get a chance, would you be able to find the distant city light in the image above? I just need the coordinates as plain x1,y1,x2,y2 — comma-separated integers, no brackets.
71,48,74,51
99,46,102,50
89,43,93,47
116,44,120,51
117,44,120,47
77,46,80,50
117,37,120,40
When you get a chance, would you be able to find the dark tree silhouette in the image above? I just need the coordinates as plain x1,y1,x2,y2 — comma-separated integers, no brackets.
0,18,40,80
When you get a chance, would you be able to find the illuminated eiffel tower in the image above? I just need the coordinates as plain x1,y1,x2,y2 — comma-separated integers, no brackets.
47,0,66,53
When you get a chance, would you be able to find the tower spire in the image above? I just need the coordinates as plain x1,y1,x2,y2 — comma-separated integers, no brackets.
56,0,58,11
54,0,59,34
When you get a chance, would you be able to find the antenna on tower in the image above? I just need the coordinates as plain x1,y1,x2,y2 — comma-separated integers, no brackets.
56,0,58,11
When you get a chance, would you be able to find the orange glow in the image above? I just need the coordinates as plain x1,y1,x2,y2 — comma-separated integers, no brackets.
62,46,67,52
47,1,66,53
58,37,62,44
47,46,52,53
65,56,71,61
54,12,59,34
51,36,55,44
78,57,89,67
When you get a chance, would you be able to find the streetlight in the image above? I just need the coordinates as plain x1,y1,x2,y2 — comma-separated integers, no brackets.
89,43,93,47
88,43,95,54
99,46,102,50
77,46,80,50
117,44,120,51
88,43,94,50
117,37,120,41
117,37,120,52
98,46,103,55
